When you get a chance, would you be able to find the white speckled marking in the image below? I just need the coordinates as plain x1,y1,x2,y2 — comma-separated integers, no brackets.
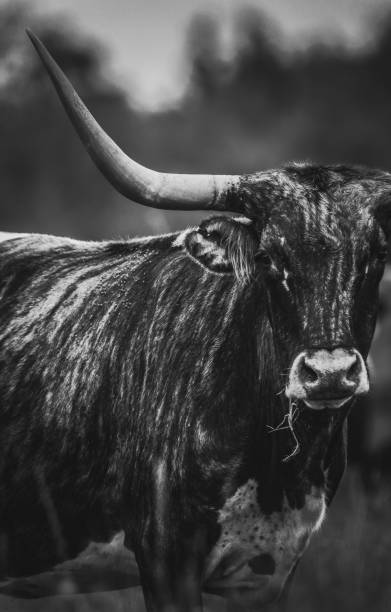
204,479,326,606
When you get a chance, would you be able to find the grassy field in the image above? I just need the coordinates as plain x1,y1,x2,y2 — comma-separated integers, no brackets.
0,469,390,612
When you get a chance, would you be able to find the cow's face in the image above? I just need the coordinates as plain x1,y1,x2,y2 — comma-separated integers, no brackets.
186,165,390,410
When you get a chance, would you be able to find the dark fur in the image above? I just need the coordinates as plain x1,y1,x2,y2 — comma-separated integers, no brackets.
0,164,389,610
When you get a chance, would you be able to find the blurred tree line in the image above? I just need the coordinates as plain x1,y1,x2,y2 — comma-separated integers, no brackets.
2,3,391,238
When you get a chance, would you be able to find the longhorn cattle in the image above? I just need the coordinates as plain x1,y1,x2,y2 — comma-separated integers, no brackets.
0,30,389,611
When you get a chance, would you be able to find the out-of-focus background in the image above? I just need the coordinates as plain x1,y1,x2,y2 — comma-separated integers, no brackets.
1,0,391,610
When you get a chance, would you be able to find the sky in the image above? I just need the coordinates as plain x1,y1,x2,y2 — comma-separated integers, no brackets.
4,0,391,109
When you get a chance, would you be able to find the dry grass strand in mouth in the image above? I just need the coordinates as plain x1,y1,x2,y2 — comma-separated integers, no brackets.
267,399,301,463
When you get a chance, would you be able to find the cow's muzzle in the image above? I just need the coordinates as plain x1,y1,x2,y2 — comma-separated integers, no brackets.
285,348,369,409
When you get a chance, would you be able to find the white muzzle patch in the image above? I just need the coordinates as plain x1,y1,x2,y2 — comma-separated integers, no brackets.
285,348,369,407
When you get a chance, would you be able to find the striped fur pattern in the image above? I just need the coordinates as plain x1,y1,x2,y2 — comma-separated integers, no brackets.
0,163,389,610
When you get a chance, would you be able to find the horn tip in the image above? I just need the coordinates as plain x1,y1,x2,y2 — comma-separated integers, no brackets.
26,28,43,52
25,28,35,42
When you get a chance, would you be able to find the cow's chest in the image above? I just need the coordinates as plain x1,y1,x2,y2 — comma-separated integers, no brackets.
204,479,326,606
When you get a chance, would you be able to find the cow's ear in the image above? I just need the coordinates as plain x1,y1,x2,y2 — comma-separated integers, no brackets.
184,216,258,284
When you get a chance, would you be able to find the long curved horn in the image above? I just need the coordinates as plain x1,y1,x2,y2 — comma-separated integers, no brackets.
26,30,240,211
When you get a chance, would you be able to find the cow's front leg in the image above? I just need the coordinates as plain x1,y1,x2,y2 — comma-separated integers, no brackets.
135,532,206,612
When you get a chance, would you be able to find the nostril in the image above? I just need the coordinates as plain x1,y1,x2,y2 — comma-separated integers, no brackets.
346,357,360,382
300,361,318,384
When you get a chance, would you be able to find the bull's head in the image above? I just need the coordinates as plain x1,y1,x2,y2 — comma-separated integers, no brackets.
28,31,391,412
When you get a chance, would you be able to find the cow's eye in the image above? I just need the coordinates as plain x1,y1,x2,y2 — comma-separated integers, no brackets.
201,228,219,241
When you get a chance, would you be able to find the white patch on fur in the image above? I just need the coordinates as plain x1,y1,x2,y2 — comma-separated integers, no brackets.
172,228,195,248
154,459,168,538
204,479,326,606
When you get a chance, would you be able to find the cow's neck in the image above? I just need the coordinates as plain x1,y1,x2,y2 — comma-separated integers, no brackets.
247,308,348,514
249,397,347,514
